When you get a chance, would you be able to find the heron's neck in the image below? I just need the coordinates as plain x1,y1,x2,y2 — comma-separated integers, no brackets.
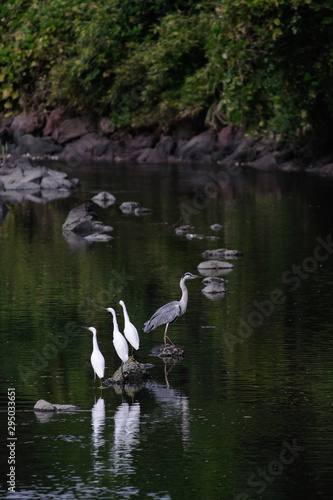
179,278,188,313
112,313,120,336
92,333,99,351
121,304,129,324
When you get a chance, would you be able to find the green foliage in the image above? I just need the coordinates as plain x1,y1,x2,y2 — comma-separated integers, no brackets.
206,0,333,140
106,11,213,128
1,0,333,143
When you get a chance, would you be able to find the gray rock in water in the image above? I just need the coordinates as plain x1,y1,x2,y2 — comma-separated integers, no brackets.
210,223,223,231
119,201,140,214
175,225,195,235
197,260,234,271
105,359,151,385
62,202,113,240
202,276,228,294
91,191,116,208
134,207,152,216
186,233,219,241
200,248,243,259
34,399,79,412
0,162,79,192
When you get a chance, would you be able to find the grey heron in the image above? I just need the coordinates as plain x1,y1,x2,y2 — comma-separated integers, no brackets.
143,272,199,346
83,326,105,388
102,307,129,372
119,300,139,358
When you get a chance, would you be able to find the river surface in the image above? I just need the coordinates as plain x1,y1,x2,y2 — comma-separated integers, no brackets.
0,162,333,499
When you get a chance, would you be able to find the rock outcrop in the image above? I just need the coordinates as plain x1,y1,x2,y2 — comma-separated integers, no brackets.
62,202,113,241
34,399,79,412
2,109,308,170
0,157,79,193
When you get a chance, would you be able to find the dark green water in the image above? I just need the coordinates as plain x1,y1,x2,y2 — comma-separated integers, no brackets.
0,163,333,499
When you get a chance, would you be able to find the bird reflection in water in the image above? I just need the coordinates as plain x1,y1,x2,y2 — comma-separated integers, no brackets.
109,401,141,475
91,397,105,457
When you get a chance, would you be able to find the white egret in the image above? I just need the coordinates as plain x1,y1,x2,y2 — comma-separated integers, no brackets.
119,300,139,358
83,326,105,388
102,307,129,372
143,272,199,345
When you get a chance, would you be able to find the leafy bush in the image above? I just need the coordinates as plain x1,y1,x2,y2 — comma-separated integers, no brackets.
1,0,333,146
206,0,333,142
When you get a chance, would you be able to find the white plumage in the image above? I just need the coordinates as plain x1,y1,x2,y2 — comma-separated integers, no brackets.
119,300,139,353
85,326,105,387
105,307,129,368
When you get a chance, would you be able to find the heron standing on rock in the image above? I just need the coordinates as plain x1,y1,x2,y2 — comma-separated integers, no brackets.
143,272,199,346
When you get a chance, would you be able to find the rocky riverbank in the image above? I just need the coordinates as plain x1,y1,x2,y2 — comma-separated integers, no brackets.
1,108,333,175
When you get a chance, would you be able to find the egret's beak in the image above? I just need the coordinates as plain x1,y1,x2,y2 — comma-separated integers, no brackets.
100,306,108,310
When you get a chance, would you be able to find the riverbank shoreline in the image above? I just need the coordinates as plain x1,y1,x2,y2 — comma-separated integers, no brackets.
1,109,333,178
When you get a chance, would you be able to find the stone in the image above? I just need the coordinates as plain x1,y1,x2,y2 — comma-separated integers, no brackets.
10,111,45,142
134,207,152,216
210,223,223,231
84,233,113,242
175,130,217,161
218,135,254,166
1,166,45,190
59,132,100,165
43,107,69,137
92,139,114,161
202,277,228,294
40,176,73,190
62,202,113,239
185,233,219,241
197,260,234,271
119,201,140,214
136,147,168,164
91,191,116,208
200,248,243,259
155,135,176,156
17,134,63,157
105,359,151,385
245,152,278,170
0,162,79,192
175,225,195,235
52,116,96,144
34,399,79,412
